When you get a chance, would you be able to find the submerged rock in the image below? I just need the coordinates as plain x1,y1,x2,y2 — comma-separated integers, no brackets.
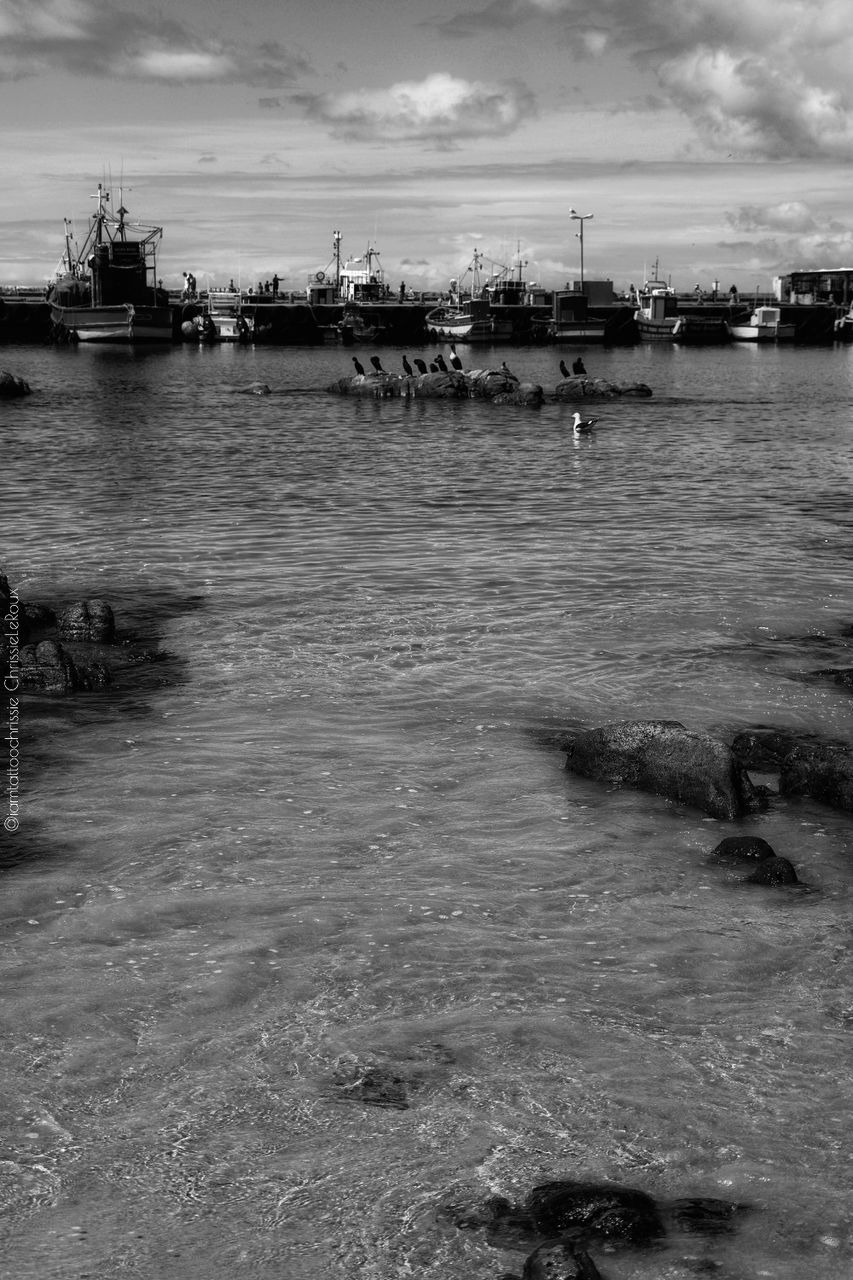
0,371,31,398
779,742,853,812
565,719,764,819
57,598,116,643
554,376,652,400
743,856,800,886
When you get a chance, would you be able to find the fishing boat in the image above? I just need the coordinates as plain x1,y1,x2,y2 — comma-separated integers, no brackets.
728,305,796,342
634,264,678,341
541,290,607,343
425,251,514,342
192,289,253,343
47,183,172,342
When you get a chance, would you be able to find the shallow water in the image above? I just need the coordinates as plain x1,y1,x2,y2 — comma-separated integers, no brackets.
1,339,852,1279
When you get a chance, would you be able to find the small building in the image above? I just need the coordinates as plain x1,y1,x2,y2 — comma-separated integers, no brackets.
776,268,853,305
566,279,616,306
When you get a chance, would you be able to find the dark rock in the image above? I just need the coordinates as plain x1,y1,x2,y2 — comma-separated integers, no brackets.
779,743,853,812
19,640,82,694
731,728,803,770
565,720,764,820
710,836,776,862
522,1240,604,1280
743,856,800,886
57,598,116,643
0,371,31,398
19,602,57,640
523,1181,665,1247
554,376,652,400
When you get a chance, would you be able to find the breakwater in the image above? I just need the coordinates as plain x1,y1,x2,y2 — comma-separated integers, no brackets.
0,293,839,345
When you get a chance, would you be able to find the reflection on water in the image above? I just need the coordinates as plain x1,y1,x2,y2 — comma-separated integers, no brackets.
1,342,852,1278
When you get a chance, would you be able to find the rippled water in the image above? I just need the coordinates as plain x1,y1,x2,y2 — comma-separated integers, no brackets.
1,340,852,1279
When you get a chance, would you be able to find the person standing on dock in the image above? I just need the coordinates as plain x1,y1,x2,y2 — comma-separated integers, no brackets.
272,274,280,299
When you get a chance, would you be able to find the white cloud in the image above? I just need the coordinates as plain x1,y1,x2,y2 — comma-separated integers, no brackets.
295,72,537,144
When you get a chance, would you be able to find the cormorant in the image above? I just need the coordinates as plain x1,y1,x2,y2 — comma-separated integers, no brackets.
559,359,571,379
434,353,449,372
572,356,587,375
402,356,414,376
448,344,464,370
370,355,385,373
352,356,366,376
500,361,518,381
413,358,428,374
429,362,438,372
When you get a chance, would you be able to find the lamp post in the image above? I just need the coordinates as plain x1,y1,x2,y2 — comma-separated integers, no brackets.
569,208,593,292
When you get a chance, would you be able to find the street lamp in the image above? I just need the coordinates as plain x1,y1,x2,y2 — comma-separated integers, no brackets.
569,208,593,292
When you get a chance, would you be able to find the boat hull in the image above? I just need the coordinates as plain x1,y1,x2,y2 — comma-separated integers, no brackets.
51,302,173,343
729,324,796,342
672,316,731,345
636,317,677,342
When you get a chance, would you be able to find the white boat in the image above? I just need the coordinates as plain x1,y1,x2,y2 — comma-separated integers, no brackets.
193,289,253,342
634,266,678,341
47,183,172,343
426,251,514,342
729,305,796,342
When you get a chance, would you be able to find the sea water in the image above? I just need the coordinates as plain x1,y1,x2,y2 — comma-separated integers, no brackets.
1,340,852,1280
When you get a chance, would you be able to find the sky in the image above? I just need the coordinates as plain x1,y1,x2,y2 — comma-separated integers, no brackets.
1,0,852,294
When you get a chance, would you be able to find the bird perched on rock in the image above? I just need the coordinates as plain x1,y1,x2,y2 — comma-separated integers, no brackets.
559,359,571,379
501,361,518,381
448,343,463,370
429,362,439,372
434,353,449,372
370,355,385,373
352,356,366,376
413,358,428,374
572,411,597,435
402,355,414,376
572,356,587,375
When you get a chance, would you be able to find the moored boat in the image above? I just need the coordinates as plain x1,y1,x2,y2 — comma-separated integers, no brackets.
47,183,172,343
193,289,253,342
729,305,796,342
426,251,514,342
672,314,731,344
634,265,678,341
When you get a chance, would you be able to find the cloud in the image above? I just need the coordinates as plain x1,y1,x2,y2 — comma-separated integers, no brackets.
726,202,818,235
292,71,537,145
433,0,853,159
0,0,311,85
722,200,853,272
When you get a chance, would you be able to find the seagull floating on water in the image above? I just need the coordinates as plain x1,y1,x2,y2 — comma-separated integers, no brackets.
572,411,597,435
352,356,366,376
402,355,414,376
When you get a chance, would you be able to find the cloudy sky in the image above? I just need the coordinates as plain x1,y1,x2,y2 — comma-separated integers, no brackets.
1,0,852,293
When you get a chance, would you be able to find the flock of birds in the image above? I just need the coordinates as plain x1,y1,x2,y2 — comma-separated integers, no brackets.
349,347,597,434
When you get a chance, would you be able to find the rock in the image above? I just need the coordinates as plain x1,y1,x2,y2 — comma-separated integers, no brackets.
19,640,82,694
56,598,116,643
565,720,764,820
330,1063,410,1109
743,856,800,886
234,382,272,395
522,1241,604,1280
522,1181,665,1247
554,376,652,401
812,666,853,689
19,602,57,641
710,835,776,862
731,727,804,770
779,743,853,812
0,371,31,398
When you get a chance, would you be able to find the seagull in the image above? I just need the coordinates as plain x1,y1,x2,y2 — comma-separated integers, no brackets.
434,353,449,372
402,355,414,376
413,358,428,374
352,356,366,376
370,355,385,373
572,411,597,435
448,343,463,370
559,359,571,379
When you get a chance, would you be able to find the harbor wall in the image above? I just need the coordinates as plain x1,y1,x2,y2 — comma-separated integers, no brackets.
0,295,840,345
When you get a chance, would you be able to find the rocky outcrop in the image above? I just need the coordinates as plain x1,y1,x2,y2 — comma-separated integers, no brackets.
0,371,32,398
710,836,801,886
326,368,544,404
57,598,115,644
732,726,853,813
18,639,110,694
554,376,653,400
565,719,764,819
